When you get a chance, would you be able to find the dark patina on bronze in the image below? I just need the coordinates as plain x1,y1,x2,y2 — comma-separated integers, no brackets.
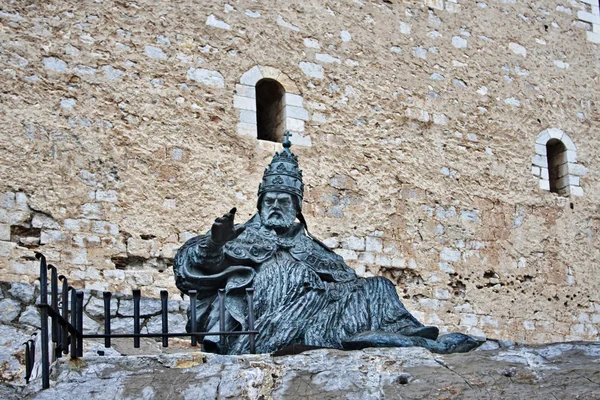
174,133,482,355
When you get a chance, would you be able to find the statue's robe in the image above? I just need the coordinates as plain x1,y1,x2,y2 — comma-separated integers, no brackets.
174,214,425,354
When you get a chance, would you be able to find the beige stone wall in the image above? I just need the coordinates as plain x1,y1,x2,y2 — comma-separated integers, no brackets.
0,0,599,344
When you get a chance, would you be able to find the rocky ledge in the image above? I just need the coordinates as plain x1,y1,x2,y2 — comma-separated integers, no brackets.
11,341,600,399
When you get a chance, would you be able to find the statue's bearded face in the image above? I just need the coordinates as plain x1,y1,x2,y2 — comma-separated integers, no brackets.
260,192,296,231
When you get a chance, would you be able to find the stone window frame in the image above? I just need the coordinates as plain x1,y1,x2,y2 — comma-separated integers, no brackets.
577,0,600,44
234,65,311,147
532,128,585,196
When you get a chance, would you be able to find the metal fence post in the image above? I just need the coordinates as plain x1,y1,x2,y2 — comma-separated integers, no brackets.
35,253,50,390
76,291,84,357
160,290,168,347
103,291,112,348
59,276,69,355
189,290,197,347
246,288,256,354
69,287,76,359
133,289,141,348
48,265,59,359
218,289,226,353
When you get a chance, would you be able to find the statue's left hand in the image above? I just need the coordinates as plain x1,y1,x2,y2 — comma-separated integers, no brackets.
210,207,246,245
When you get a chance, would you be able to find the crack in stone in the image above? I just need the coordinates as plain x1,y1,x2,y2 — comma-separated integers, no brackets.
434,358,475,390
572,370,600,386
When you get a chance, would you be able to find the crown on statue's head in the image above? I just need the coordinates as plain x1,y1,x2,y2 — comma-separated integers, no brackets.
257,132,304,207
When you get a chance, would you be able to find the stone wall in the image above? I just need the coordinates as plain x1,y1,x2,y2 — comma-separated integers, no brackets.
0,0,599,351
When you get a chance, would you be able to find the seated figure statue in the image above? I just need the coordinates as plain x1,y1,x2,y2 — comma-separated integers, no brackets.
174,135,481,355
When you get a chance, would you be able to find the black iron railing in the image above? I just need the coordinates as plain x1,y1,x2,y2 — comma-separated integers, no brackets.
26,252,257,390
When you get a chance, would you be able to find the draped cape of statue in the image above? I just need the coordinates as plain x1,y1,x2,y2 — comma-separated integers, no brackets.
174,214,479,354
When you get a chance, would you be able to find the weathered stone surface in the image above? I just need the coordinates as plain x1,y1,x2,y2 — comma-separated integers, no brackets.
42,57,66,72
0,384,21,400
508,42,527,57
85,296,118,318
186,68,225,88
118,298,163,317
144,45,167,60
298,62,324,79
206,14,231,31
82,342,122,358
31,214,59,230
0,324,34,384
0,298,21,323
108,317,147,334
145,313,186,334
18,305,40,328
22,342,600,399
82,312,101,334
9,282,35,304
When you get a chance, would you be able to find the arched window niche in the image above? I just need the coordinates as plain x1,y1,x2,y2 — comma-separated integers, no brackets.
532,129,586,196
546,139,566,193
256,79,285,142
234,65,311,146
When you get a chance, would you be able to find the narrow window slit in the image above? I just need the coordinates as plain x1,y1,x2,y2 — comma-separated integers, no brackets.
256,79,285,143
546,139,567,194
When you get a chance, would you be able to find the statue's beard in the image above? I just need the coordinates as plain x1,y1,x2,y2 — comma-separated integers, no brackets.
260,208,296,230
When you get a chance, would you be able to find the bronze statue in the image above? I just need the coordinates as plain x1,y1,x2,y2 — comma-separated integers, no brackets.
174,134,481,355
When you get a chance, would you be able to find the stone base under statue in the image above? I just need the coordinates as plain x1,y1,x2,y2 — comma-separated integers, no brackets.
18,341,600,399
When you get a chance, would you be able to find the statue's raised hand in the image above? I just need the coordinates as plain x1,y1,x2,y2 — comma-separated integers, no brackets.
210,207,246,245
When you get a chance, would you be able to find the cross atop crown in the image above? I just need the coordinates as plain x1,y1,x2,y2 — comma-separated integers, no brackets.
283,131,292,148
